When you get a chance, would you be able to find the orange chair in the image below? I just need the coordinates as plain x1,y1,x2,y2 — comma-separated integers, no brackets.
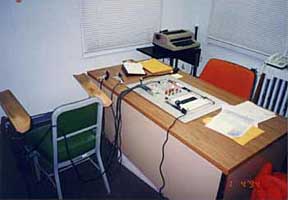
200,58,256,100
251,162,287,200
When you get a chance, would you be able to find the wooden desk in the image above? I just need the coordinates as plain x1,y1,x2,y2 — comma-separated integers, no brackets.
137,46,201,76
88,65,287,200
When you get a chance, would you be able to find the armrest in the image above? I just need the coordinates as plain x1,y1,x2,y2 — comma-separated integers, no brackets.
73,73,112,107
0,90,31,133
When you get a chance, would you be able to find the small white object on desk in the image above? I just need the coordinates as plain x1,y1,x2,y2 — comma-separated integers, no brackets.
170,73,183,79
122,61,146,75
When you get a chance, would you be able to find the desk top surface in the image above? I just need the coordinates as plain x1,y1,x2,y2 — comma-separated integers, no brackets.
88,65,287,175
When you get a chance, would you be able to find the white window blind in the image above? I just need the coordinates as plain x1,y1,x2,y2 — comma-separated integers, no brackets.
208,0,288,56
80,0,162,55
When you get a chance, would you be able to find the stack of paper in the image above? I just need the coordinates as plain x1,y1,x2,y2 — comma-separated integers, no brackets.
205,101,275,145
122,61,146,75
230,101,276,123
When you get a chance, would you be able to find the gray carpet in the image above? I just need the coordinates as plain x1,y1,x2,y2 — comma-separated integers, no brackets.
0,128,161,199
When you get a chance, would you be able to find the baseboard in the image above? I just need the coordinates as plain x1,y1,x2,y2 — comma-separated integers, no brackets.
119,152,158,191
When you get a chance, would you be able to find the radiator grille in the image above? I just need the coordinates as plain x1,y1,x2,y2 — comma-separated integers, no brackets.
255,68,288,118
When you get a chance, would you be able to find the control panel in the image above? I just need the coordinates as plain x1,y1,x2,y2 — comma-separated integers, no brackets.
128,76,226,123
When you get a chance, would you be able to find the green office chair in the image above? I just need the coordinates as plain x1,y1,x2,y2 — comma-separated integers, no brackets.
24,97,111,199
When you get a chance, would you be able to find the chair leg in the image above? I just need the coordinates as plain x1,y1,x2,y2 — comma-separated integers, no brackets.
32,154,41,182
54,167,63,200
1,117,7,134
96,151,111,194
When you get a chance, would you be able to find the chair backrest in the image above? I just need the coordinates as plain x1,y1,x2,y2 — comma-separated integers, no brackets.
51,97,103,164
200,58,256,100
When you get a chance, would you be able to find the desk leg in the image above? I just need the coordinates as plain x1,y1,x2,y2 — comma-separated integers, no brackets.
193,65,198,77
216,173,227,200
169,58,174,67
190,65,194,76
1,116,8,135
175,59,179,68
193,50,201,77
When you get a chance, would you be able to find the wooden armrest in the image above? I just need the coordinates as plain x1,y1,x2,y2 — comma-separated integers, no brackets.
0,90,31,133
73,73,112,107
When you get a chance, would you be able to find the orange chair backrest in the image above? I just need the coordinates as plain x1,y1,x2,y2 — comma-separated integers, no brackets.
200,59,255,100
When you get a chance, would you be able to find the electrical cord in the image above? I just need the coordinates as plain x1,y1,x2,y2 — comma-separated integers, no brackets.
110,81,153,166
24,98,118,184
61,81,126,184
62,130,112,183
113,80,161,152
109,81,123,165
60,83,142,183
110,82,122,122
113,84,142,165
99,79,104,90
58,93,124,184
158,114,186,199
90,76,122,173
23,125,52,156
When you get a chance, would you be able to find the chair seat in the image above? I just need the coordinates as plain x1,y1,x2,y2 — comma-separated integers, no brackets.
25,124,96,163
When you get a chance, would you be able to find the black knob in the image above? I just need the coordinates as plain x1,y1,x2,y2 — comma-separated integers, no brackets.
181,108,187,115
155,34,161,40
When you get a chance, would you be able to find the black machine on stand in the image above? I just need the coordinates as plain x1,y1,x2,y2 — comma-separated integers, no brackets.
137,26,201,77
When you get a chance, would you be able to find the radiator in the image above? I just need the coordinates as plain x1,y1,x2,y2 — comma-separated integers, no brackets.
254,67,288,118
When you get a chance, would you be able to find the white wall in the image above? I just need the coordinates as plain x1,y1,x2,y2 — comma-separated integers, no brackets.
164,0,287,89
0,0,149,117
161,0,213,72
161,0,265,74
0,0,213,117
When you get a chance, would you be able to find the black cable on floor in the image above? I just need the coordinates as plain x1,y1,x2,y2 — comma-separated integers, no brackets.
112,80,161,165
158,114,185,199
113,84,141,165
62,129,112,183
61,81,153,184
60,83,140,184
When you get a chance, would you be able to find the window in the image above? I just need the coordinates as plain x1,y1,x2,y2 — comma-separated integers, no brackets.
208,0,288,56
80,0,162,56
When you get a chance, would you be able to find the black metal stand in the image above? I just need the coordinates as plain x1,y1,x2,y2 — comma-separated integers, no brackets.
137,45,201,77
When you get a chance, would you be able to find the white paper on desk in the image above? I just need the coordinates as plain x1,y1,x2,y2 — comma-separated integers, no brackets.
206,106,256,138
123,62,145,75
233,101,276,123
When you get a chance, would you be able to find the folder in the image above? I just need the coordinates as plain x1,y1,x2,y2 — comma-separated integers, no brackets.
203,117,264,146
140,59,172,74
